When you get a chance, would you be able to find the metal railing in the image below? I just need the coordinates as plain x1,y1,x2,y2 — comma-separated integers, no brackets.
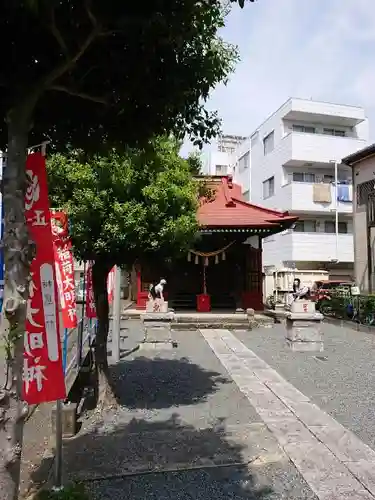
62,317,97,393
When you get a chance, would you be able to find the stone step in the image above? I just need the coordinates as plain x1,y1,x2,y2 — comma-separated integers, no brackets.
123,310,273,329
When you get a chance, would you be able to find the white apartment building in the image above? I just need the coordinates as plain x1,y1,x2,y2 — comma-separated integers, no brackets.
233,98,369,296
203,134,246,176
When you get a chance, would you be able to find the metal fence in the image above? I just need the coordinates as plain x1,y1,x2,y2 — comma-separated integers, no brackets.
63,317,97,393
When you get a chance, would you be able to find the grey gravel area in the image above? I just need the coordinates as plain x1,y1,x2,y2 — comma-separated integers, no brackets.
63,327,317,499
106,327,261,428
234,323,375,450
85,461,317,500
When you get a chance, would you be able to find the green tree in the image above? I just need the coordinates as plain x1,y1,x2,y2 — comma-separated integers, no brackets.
46,137,199,403
0,2,248,496
186,152,204,176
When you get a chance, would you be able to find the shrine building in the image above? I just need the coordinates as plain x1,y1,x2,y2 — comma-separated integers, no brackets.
136,175,298,312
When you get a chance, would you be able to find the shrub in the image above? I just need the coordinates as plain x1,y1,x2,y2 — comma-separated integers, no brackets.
36,484,89,500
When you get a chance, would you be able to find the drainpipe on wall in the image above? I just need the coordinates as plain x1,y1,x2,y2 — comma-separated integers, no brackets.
334,160,339,262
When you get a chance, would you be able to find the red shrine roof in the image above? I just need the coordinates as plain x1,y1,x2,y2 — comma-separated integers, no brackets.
197,175,298,230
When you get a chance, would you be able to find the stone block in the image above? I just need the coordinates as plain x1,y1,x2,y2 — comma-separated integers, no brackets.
286,309,323,345
286,311,323,321
290,300,316,314
146,298,168,313
286,322,323,343
141,311,174,323
286,340,324,352
51,402,77,438
246,308,255,317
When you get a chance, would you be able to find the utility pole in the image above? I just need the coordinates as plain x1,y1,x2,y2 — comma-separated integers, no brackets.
112,266,121,363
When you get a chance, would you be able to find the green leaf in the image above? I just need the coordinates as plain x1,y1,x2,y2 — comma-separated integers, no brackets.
47,137,200,268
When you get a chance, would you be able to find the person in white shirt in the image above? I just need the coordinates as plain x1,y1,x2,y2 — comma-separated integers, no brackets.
292,278,310,300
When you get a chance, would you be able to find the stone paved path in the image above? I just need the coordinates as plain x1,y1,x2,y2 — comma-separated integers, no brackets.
234,322,375,449
63,328,318,499
202,329,375,500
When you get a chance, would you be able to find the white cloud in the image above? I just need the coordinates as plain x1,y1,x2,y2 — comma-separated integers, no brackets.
182,0,375,156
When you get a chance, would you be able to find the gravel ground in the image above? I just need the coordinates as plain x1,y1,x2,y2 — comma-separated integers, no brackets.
63,327,317,499
234,322,375,450
85,462,316,500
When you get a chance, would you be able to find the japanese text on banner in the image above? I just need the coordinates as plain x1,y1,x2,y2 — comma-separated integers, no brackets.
51,210,77,329
85,262,96,319
24,153,66,404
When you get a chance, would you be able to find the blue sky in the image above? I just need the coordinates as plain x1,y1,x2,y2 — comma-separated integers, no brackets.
182,0,375,155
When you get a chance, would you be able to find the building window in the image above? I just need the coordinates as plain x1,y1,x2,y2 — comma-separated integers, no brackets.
292,172,315,183
323,128,346,137
293,220,317,232
357,180,375,206
323,174,334,184
218,145,235,154
263,176,275,199
292,124,316,134
324,221,348,234
263,131,274,155
238,152,250,172
215,165,228,175
242,189,250,201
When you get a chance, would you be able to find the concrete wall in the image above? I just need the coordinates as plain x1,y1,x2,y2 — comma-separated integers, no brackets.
244,98,368,272
352,155,375,292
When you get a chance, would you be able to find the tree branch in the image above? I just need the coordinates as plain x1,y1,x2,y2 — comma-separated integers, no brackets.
48,5,70,58
85,0,99,29
9,0,104,120
43,25,101,89
49,85,108,104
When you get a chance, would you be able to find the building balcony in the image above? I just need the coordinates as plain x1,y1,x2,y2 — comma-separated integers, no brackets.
279,181,353,214
281,98,366,127
279,232,354,263
279,132,367,167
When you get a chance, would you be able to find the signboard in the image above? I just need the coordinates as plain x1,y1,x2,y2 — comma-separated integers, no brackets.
85,262,96,319
23,153,66,404
51,210,77,329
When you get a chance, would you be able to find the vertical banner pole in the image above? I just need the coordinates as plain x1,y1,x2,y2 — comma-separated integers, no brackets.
54,328,68,489
54,399,63,489
77,261,87,367
88,318,92,345
62,328,68,374
112,266,121,363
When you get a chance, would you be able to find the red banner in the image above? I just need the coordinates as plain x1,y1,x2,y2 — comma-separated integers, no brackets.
23,153,66,404
85,262,96,318
51,211,77,329
107,266,116,305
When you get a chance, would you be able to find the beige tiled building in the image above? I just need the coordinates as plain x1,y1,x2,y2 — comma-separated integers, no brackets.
343,144,375,293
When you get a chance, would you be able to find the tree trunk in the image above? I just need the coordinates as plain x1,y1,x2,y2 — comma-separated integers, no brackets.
92,260,117,409
0,114,32,500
